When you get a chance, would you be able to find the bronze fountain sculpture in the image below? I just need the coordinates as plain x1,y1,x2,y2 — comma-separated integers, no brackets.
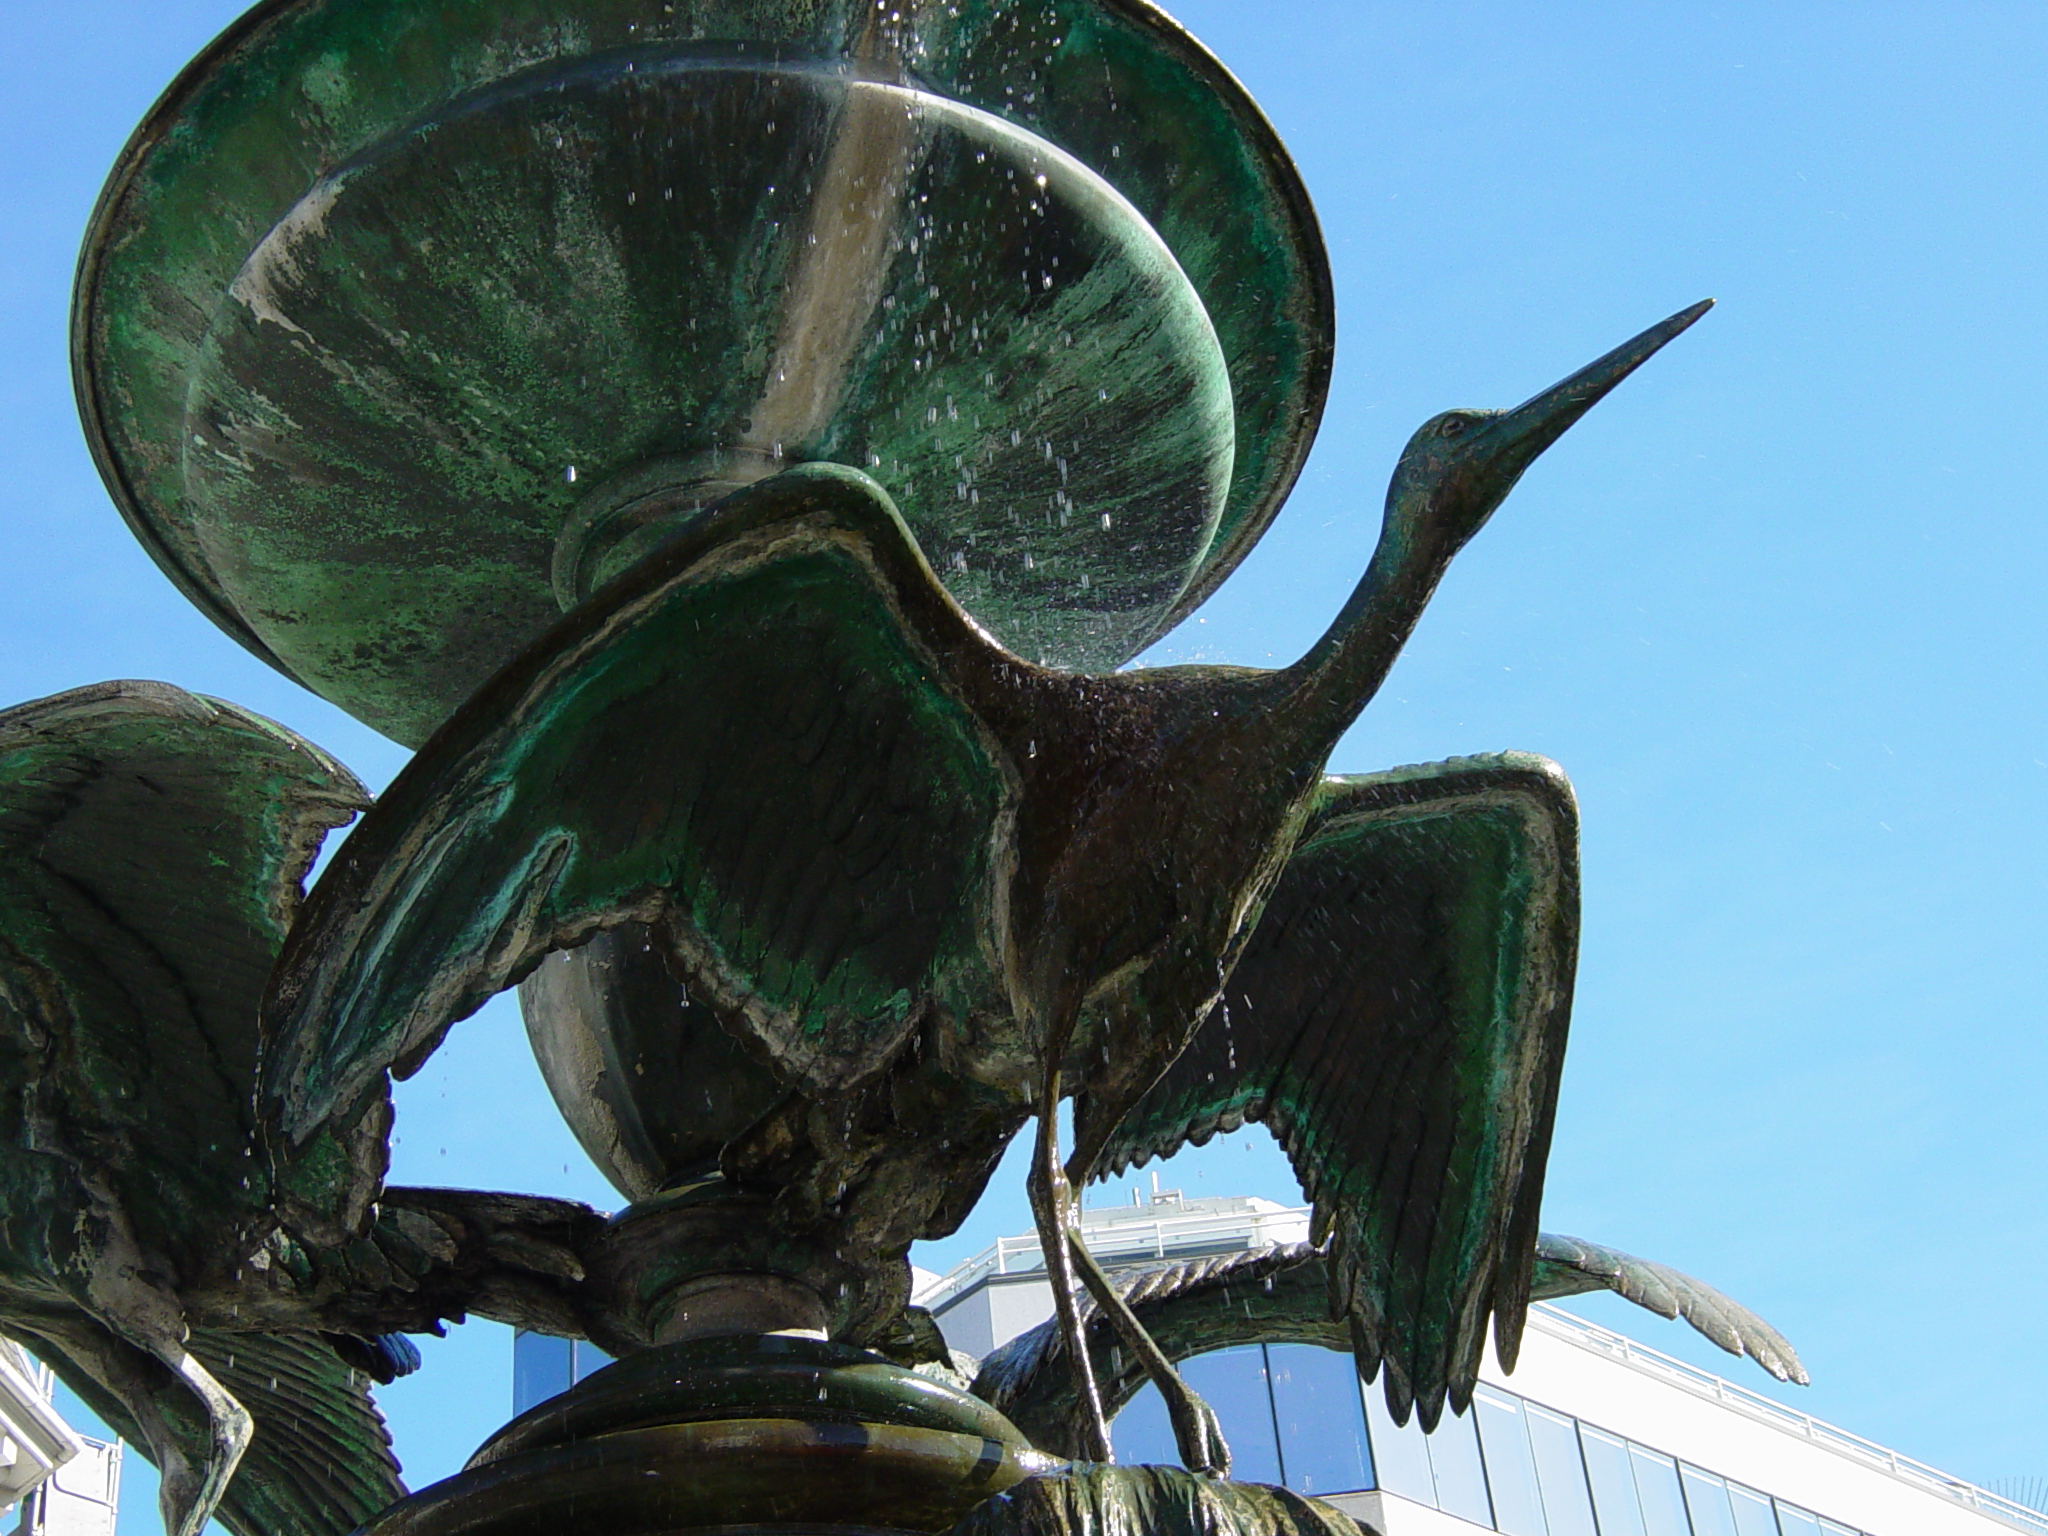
0,1,1804,1533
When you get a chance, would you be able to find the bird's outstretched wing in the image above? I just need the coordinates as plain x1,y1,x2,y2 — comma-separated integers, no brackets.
15,1319,403,1536
975,1237,1803,1458
266,464,1018,1142
1080,755,1578,1430
1531,1233,1807,1384
948,1466,1374,1536
320,1187,609,1341
0,681,371,1273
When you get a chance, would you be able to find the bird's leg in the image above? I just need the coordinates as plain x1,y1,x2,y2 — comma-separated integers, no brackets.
1066,1238,1231,1476
149,1345,253,1536
90,1234,255,1536
1026,1065,1113,1462
69,1334,206,1536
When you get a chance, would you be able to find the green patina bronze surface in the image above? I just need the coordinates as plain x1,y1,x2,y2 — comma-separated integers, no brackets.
35,4,1761,1532
261,303,1706,1479
474,1333,1036,1464
77,0,1332,746
949,1466,1374,1536
1080,752,1582,1427
357,1334,1061,1536
0,681,611,1536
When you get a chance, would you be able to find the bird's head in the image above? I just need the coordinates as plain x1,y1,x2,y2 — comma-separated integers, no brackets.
1386,299,1714,560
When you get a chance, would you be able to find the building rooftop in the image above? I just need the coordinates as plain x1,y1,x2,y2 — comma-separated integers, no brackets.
915,1186,1310,1314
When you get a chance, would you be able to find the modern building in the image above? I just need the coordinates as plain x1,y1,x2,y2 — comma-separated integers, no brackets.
0,1341,121,1536
505,1189,2043,1535
920,1191,2046,1536
511,1331,615,1417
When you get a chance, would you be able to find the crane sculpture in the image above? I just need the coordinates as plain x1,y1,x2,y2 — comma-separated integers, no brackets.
39,4,1788,1533
0,681,600,1536
262,301,1713,1473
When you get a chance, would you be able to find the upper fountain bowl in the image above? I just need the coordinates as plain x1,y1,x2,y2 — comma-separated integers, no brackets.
76,0,1332,746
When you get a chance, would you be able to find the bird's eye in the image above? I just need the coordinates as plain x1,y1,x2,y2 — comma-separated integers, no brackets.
1437,417,1467,439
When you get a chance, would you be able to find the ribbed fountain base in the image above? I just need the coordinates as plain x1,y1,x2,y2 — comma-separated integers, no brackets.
355,1333,1060,1536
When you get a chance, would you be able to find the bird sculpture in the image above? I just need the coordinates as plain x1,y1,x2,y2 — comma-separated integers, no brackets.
971,1235,1806,1459
0,681,602,1536
262,301,1713,1473
1079,749,1588,1440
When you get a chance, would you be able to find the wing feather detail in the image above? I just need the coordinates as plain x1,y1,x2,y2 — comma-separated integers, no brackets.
946,1465,1370,1536
0,682,369,1271
12,1320,402,1536
977,1233,1803,1458
265,465,1016,1141
1530,1233,1807,1384
1082,754,1579,1430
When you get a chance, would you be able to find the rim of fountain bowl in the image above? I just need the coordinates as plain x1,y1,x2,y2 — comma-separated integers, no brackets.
468,1332,1035,1470
72,0,1333,721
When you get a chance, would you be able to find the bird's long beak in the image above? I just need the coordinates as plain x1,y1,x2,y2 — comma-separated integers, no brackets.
1482,298,1714,473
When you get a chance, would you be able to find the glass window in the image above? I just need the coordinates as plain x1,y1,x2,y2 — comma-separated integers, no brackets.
1727,1482,1780,1536
1774,1504,1822,1536
1527,1404,1597,1536
1580,1426,1646,1536
1427,1403,1494,1528
1267,1345,1373,1495
572,1339,614,1382
1680,1465,1739,1536
512,1331,572,1414
1818,1522,1859,1536
1630,1445,1689,1536
1111,1379,1181,1466
1361,1374,1435,1506
1180,1347,1283,1486
1473,1385,1548,1536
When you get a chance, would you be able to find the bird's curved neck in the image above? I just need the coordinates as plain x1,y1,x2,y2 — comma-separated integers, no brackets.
1274,506,1450,766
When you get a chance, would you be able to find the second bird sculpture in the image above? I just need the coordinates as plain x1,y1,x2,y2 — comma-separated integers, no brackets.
263,301,1713,1471
0,682,604,1536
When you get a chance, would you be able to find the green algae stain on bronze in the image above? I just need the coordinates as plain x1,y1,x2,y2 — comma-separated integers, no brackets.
79,0,1330,747
180,62,1234,743
509,547,1008,1045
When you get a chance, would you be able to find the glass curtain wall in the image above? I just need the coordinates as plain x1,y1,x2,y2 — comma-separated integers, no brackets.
510,1330,615,1414
1111,1343,1375,1496
1111,1344,1871,1536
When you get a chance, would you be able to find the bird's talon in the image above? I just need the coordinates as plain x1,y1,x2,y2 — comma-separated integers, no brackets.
1167,1384,1231,1478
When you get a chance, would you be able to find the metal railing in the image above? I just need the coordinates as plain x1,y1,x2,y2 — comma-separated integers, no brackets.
1527,1303,2048,1535
917,1203,1311,1312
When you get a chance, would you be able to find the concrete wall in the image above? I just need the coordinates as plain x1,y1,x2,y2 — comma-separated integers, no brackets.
931,1274,1057,1361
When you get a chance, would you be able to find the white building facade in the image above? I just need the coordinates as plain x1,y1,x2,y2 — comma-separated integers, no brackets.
922,1194,2043,1536
0,1342,120,1536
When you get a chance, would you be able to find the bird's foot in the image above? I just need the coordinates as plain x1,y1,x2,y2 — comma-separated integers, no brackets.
1163,1376,1231,1477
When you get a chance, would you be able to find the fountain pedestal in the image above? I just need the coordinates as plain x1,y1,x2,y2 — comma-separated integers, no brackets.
359,1334,1059,1536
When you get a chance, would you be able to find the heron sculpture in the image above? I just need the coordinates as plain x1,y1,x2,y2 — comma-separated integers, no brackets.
0,682,601,1536
263,301,1712,1473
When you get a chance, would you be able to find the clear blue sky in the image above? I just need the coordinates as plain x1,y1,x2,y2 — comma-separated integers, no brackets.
5,3,2047,1529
